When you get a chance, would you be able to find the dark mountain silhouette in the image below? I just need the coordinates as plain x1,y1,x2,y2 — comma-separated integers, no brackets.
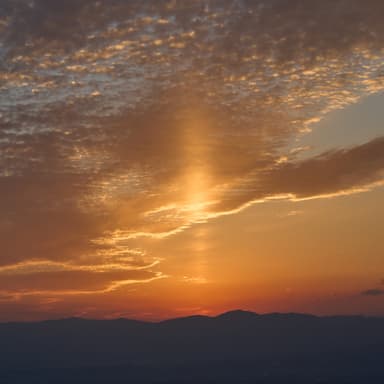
1,311,384,383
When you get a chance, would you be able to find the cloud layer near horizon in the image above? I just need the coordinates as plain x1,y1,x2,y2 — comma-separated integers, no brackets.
0,0,384,301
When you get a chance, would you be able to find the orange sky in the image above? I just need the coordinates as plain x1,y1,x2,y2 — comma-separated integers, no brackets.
0,0,383,321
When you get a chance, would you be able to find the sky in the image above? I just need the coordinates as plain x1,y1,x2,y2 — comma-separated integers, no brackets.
0,0,383,321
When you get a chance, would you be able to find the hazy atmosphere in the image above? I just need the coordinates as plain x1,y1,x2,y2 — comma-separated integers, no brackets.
1,0,384,322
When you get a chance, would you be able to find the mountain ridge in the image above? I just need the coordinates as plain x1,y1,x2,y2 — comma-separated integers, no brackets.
2,309,382,325
1,310,383,383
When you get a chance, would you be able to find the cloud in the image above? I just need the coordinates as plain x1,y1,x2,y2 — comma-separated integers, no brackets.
273,137,384,199
258,137,384,200
361,289,384,296
361,279,384,296
0,265,164,300
1,0,384,303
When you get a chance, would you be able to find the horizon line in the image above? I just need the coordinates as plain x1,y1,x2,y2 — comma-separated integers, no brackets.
1,309,383,325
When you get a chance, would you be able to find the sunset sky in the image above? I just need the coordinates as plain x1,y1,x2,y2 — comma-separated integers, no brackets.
0,0,383,321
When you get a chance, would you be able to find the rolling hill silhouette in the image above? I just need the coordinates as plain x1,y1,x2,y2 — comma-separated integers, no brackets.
1,310,383,383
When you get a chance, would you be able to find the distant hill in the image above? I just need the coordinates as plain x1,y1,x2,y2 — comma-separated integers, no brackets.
1,311,384,383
